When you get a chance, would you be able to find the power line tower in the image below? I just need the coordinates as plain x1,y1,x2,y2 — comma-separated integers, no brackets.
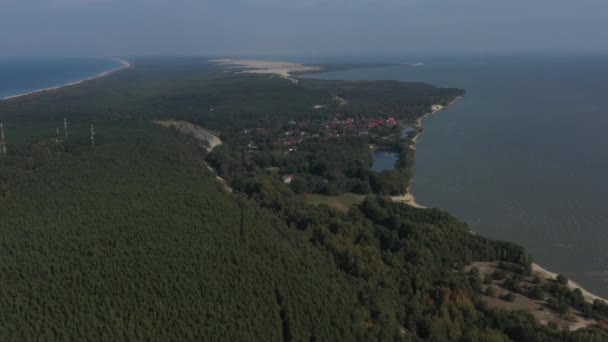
63,117,68,142
90,124,95,147
0,123,6,155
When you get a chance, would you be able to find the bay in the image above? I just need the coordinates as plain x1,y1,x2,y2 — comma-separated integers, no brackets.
309,53,608,297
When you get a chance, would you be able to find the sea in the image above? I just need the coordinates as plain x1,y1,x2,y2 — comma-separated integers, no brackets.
0,58,123,99
308,53,608,298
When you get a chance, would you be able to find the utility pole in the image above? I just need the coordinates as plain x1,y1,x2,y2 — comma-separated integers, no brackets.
90,124,95,147
63,117,68,141
0,123,6,155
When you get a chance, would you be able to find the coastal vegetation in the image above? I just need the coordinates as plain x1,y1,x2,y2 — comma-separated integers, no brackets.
0,57,607,340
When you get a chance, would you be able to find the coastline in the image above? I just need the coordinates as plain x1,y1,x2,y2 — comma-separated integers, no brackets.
1,58,132,102
532,263,607,304
391,96,463,209
395,96,608,305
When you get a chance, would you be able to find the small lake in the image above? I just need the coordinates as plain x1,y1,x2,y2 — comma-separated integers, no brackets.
371,150,398,172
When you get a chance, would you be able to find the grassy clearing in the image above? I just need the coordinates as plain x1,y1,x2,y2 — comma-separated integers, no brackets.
305,193,365,212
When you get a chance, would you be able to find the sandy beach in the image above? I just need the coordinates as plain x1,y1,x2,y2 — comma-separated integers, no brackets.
391,97,463,208
532,263,607,304
1,58,132,102
394,95,608,305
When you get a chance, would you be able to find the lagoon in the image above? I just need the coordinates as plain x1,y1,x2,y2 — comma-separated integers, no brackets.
310,54,608,297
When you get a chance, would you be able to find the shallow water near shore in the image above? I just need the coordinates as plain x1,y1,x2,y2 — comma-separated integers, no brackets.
0,58,122,99
308,53,608,298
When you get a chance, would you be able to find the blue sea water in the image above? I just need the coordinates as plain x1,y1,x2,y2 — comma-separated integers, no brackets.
0,58,123,99
309,53,608,298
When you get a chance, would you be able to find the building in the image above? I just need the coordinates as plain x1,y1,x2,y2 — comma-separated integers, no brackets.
283,174,296,184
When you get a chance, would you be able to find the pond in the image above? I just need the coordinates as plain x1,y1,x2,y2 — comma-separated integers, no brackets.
371,150,398,172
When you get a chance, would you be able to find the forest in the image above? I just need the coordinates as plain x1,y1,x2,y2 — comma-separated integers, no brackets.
0,57,607,341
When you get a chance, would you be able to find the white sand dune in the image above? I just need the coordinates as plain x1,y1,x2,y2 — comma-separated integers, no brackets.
153,120,222,152
210,58,322,84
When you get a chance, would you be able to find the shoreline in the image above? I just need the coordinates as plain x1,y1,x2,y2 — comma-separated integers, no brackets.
394,96,608,305
391,96,463,209
1,58,132,102
532,263,607,304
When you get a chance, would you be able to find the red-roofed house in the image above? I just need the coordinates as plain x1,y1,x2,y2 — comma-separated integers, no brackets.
283,174,296,184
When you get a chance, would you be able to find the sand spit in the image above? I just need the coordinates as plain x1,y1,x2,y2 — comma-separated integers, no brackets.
2,58,132,101
210,58,322,84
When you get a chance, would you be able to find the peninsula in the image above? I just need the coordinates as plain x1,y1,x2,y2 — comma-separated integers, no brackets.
0,57,606,341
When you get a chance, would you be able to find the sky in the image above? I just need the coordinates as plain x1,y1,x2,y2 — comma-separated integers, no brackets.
1,0,607,57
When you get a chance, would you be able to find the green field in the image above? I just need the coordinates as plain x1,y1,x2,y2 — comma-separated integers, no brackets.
306,193,365,212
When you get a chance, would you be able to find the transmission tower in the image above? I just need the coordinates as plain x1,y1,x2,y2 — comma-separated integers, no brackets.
90,124,95,147
63,117,68,141
0,123,6,155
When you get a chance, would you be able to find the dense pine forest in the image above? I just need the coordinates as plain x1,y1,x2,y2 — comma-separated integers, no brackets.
0,58,607,341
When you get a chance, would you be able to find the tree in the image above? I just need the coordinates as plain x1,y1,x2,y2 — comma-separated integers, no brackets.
492,270,506,281
290,178,308,194
556,274,568,285
530,286,545,300
485,287,496,297
503,292,516,302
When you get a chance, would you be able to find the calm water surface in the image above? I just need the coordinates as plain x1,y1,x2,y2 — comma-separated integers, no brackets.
309,54,608,297
0,58,122,99
371,150,399,172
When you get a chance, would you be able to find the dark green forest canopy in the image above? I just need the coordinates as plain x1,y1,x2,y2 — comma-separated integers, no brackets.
0,58,606,341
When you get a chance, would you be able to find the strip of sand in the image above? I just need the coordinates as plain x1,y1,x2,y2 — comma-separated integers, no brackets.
391,193,425,208
394,96,608,305
2,58,132,101
532,263,607,304
394,96,608,304
153,120,222,152
391,97,463,208
153,120,233,193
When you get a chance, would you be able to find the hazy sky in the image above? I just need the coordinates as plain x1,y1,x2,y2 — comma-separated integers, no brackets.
1,0,607,57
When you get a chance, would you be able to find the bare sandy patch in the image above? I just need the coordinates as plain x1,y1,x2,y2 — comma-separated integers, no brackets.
210,59,322,84
391,193,425,208
532,263,608,304
153,120,222,152
470,261,603,331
